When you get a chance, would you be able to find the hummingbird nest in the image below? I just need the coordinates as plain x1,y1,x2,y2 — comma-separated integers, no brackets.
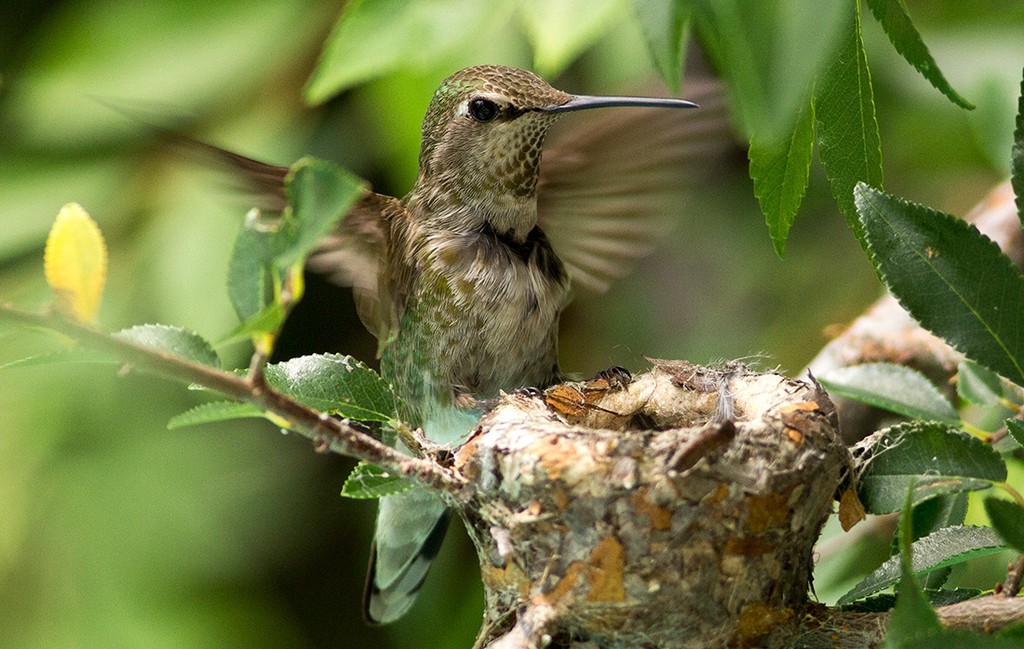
448,360,850,649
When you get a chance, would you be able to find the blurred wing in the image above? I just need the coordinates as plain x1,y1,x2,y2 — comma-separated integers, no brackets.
161,132,392,336
537,78,736,291
158,129,294,212
308,192,401,340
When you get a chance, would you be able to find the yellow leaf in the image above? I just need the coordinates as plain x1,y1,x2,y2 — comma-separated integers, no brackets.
44,203,107,324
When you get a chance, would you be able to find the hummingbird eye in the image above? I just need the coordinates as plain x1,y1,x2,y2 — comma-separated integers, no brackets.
468,98,500,122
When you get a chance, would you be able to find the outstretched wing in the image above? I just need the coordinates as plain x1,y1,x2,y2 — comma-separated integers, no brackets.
162,132,393,337
537,77,736,291
307,191,402,340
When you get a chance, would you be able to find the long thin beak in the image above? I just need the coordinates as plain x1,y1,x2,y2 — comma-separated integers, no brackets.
540,94,699,113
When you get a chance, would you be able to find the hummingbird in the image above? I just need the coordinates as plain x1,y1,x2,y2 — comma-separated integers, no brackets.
173,64,729,623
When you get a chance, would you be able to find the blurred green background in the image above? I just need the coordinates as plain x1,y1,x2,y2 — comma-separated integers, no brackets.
1,1,1022,648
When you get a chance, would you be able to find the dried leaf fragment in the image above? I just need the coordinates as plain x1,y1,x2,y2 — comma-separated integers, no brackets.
838,486,866,531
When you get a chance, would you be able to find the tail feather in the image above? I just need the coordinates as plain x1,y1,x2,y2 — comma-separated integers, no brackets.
363,489,452,624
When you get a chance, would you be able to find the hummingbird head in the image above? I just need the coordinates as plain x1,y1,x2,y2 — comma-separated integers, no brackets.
413,65,698,241
414,65,569,239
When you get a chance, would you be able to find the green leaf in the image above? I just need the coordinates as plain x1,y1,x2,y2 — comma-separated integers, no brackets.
840,593,898,612
924,588,983,607
958,360,1007,408
304,0,512,103
862,475,992,517
167,401,265,429
225,158,364,332
113,324,220,368
340,462,413,499
227,208,276,322
815,4,883,240
854,421,1006,514
840,588,981,613
862,0,972,110
984,497,1024,554
819,363,958,425
519,0,624,78
909,493,968,590
840,525,1005,607
1013,68,1024,226
220,302,288,346
264,353,397,422
882,483,943,647
910,494,968,542
855,184,1024,387
275,157,366,269
749,98,815,257
633,0,692,93
693,0,846,141
1006,419,1024,448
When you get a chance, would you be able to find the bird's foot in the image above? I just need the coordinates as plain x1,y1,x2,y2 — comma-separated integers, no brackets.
591,365,632,389
512,386,544,398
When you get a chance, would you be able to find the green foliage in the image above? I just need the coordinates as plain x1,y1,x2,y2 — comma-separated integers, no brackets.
710,0,973,250
863,0,973,110
983,497,1024,554
277,158,367,268
855,184,1024,386
853,422,1006,514
227,157,365,338
819,363,958,425
814,5,883,241
113,323,221,368
749,99,814,256
1006,418,1024,448
227,208,278,323
908,494,968,590
632,0,691,93
264,353,398,423
892,630,1024,649
305,0,631,102
0,347,116,369
167,401,265,429
840,524,1006,605
341,461,414,499
957,360,1009,408
822,67,1024,637
874,492,1022,648
693,0,846,141
223,301,288,346
305,0,513,103
843,588,982,612
520,0,625,78
883,484,942,648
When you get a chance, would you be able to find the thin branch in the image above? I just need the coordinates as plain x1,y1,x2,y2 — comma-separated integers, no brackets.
999,555,1024,598
0,303,465,495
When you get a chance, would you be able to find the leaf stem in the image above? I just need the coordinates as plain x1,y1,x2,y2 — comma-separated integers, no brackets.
995,482,1024,508
1001,555,1024,597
